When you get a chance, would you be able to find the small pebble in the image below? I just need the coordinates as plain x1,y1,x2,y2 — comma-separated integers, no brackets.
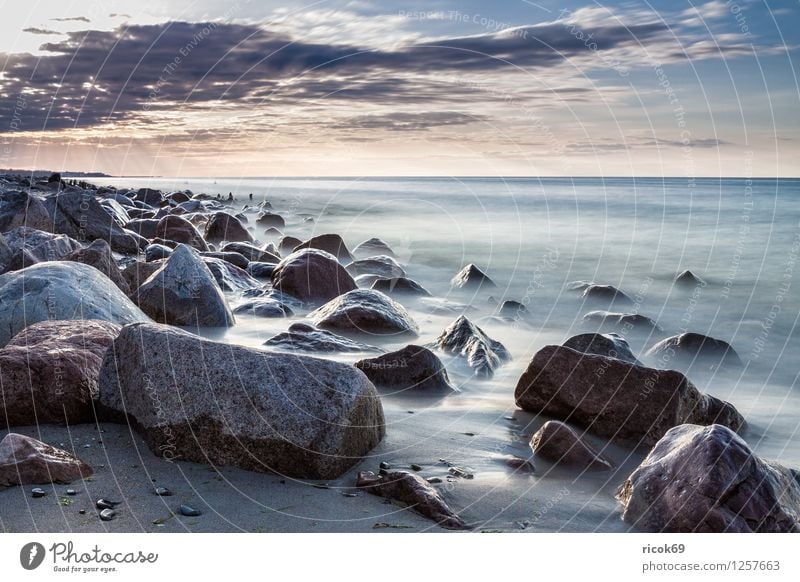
410,464,422,471
340,492,359,498
79,510,86,515
99,509,116,521
379,461,391,470
464,432,476,437
179,504,202,517
154,487,173,496
312,483,330,490
96,498,120,510
427,477,443,484
66,488,77,496
31,488,46,498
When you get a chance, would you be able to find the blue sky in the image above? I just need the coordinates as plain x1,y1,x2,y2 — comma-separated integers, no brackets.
0,0,797,176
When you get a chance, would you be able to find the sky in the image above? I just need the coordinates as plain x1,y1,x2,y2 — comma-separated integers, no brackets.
0,0,798,177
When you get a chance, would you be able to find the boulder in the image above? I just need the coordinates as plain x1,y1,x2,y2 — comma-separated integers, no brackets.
2,226,81,261
98,198,131,227
675,270,705,288
581,284,633,306
44,191,143,253
514,345,744,446
98,322,385,479
294,233,353,263
278,236,303,256
582,310,662,332
233,298,293,318
370,276,431,297
201,251,249,270
134,245,235,327
450,264,496,290
121,260,163,294
154,215,208,251
263,227,283,238
0,433,93,486
356,470,467,529
272,249,357,304
255,212,285,228
617,424,800,532
204,211,254,244
126,218,160,239
63,239,130,294
353,237,395,258
310,289,419,338
644,332,742,372
221,241,279,263
0,233,12,271
355,345,455,392
562,332,640,364
434,316,510,378
134,187,164,206
346,255,405,278
145,243,172,262
246,262,276,279
202,257,260,292
0,191,52,232
0,320,121,426
264,323,381,353
0,261,149,347
167,191,191,204
530,421,613,470
498,300,528,319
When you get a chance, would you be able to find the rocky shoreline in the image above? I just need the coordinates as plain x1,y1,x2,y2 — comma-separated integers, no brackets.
0,173,797,533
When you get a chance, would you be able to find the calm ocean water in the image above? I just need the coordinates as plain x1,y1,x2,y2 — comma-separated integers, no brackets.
102,176,800,529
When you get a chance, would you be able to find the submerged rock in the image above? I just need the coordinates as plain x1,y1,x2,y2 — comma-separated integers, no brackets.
530,421,613,470
514,345,744,446
346,255,405,278
450,264,496,290
581,284,633,305
272,249,357,304
133,244,234,327
278,236,303,256
201,251,249,270
233,298,293,318
310,289,419,338
0,320,121,427
370,276,431,297
675,270,706,288
255,212,285,228
0,261,149,347
582,310,662,332
264,323,382,353
434,316,510,378
356,470,468,529
644,332,742,372
221,241,280,263
203,211,253,244
354,238,395,258
0,433,93,486
98,322,385,479
246,262,276,279
618,424,800,532
355,345,456,392
294,233,353,263
562,332,641,364
498,300,528,319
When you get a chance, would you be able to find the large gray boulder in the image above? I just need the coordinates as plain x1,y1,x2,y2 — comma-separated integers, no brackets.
310,289,419,338
346,255,405,278
133,244,234,327
514,345,744,446
294,233,353,263
582,310,662,333
562,332,640,364
618,424,800,532
0,191,52,232
204,211,254,244
44,191,143,253
434,316,510,378
644,332,743,373
63,239,130,294
2,226,81,261
98,322,385,479
0,320,121,427
355,345,455,392
530,420,613,470
154,215,208,251
0,261,149,347
272,249,357,304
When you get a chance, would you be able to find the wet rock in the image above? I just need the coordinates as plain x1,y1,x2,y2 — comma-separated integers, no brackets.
356,470,468,529
121,260,163,294
0,191,52,232
499,300,528,319
2,226,82,261
126,218,160,239
272,249,357,304
0,261,149,347
434,316,510,378
233,298,293,318
354,238,395,258
135,188,164,206
346,255,405,278
96,498,120,510
294,233,353,263
32,487,47,498
179,504,202,517
0,319,121,427
255,212,285,228
154,487,172,496
200,251,249,270
204,211,254,244
167,191,191,204
264,323,382,354
644,332,743,372
203,256,260,292
675,270,706,288
530,421,613,470
66,488,77,496
581,284,633,306
155,215,208,251
246,262,276,279
617,424,800,532
310,289,419,338
44,191,144,254
99,198,131,227
370,276,431,297
514,345,745,446
263,227,283,238
220,241,279,263
562,332,641,364
582,310,662,333
0,433,93,486
450,264,496,290
145,243,172,262
98,322,385,479
133,244,234,327
355,345,456,392
278,236,303,256
64,239,130,294
99,509,116,521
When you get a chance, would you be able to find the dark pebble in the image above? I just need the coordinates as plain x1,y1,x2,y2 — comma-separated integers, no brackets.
410,464,422,471
154,487,173,496
78,510,86,515
379,461,391,470
427,477,443,484
31,488,46,498
99,509,116,521
179,505,202,517
66,489,77,496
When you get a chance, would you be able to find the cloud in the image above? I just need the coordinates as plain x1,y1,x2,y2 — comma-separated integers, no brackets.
335,111,487,131
50,16,90,23
22,27,61,35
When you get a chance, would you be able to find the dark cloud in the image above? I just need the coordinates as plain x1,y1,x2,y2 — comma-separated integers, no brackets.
335,111,487,131
50,16,90,23
22,27,61,35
